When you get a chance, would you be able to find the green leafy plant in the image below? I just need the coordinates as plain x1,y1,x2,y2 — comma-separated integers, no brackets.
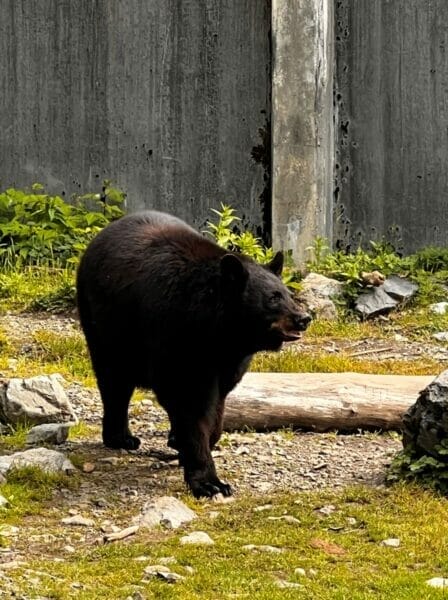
0,182,125,270
206,204,274,264
306,238,406,302
206,204,302,290
410,246,448,273
387,443,448,494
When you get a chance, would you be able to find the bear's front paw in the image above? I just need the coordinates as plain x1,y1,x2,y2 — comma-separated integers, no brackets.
187,474,233,499
103,433,141,450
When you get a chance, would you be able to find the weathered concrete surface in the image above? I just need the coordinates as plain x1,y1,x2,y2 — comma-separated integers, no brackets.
0,1,271,235
272,0,334,264
335,0,448,253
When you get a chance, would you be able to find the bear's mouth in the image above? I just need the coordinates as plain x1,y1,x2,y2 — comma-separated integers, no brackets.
278,331,301,342
269,324,302,343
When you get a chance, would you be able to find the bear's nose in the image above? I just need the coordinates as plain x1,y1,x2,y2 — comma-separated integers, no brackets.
293,312,312,331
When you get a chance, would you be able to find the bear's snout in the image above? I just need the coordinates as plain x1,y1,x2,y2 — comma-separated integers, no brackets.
292,311,312,332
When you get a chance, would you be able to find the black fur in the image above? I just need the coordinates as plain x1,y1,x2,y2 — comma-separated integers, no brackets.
76,211,311,498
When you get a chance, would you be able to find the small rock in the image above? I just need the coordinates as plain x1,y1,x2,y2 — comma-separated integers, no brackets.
211,493,235,504
294,568,307,577
97,456,120,466
144,564,185,583
82,462,96,473
0,560,25,570
92,497,107,508
180,531,214,545
61,515,95,527
315,504,336,516
104,525,139,542
158,556,177,565
144,564,171,576
429,302,448,315
63,545,76,554
234,446,250,455
267,515,300,524
426,577,448,588
157,571,185,583
26,423,71,445
433,332,448,342
380,538,400,548
253,504,273,512
242,544,283,554
0,525,19,537
0,494,9,507
276,580,303,589
138,496,197,530
394,333,408,342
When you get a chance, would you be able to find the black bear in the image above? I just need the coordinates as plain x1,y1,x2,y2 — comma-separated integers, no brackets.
76,211,311,498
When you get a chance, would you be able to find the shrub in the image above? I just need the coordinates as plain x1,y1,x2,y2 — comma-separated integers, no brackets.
0,182,125,269
205,204,302,291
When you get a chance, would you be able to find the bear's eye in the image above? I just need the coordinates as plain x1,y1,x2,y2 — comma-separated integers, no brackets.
269,291,283,305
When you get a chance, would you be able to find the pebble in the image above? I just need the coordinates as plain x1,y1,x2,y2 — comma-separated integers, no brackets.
180,531,214,545
82,462,96,473
0,526,19,537
433,331,448,342
316,504,337,516
61,515,94,527
0,494,9,507
267,515,300,524
429,302,448,315
253,504,273,512
276,580,303,589
426,577,448,588
242,544,284,553
380,538,401,548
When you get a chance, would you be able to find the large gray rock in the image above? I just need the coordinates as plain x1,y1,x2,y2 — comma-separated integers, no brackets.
355,275,418,318
402,370,448,459
137,496,197,529
383,275,418,301
355,286,399,318
0,375,77,426
26,423,72,445
296,273,345,320
0,447,76,477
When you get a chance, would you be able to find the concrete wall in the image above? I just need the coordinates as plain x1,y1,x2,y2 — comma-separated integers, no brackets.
0,1,271,234
271,0,334,263
335,0,448,253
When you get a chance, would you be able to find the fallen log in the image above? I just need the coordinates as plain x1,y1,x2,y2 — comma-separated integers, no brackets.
223,372,434,433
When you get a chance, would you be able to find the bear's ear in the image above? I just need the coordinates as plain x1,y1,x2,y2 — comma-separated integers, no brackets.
220,254,248,292
267,251,284,277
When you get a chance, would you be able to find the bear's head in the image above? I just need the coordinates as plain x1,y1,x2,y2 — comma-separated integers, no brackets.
220,251,311,352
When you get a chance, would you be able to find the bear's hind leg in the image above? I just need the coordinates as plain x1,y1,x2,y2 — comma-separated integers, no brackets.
97,374,140,450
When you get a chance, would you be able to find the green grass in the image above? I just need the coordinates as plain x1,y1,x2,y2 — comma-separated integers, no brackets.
0,422,32,451
0,466,78,522
0,266,76,313
1,485,447,599
250,348,440,376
